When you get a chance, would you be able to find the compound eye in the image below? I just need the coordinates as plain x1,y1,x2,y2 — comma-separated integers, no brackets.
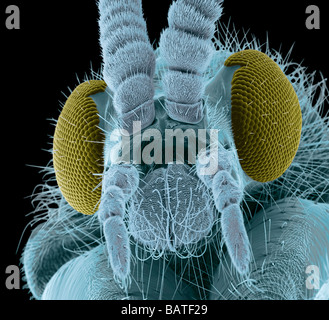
53,80,107,215
225,50,302,183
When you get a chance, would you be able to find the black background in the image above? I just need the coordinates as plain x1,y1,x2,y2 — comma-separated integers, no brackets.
2,0,328,303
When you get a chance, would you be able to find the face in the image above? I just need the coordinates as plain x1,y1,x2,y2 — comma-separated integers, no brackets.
93,90,216,253
52,0,303,283
132,105,214,253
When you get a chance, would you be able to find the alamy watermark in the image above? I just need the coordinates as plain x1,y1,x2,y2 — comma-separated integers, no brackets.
4,5,20,30
5,265,20,290
305,265,320,290
306,5,320,30
109,121,220,176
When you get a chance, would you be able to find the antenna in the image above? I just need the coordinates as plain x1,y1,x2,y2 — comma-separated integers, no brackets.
98,0,156,135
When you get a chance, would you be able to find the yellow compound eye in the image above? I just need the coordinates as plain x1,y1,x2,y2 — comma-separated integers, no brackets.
53,80,107,215
225,49,302,183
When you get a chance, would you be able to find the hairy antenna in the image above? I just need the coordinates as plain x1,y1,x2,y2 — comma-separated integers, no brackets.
159,0,224,124
98,0,156,134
